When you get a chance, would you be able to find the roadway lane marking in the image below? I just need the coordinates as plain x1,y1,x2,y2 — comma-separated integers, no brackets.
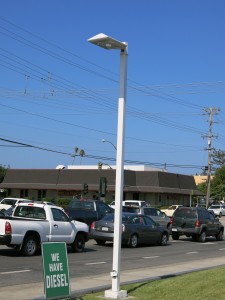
143,256,160,259
186,252,199,255
85,262,107,265
0,270,31,275
169,240,185,243
201,242,216,245
218,248,225,251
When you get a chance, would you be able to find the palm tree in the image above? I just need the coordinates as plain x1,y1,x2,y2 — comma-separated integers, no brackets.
79,149,85,164
72,147,79,165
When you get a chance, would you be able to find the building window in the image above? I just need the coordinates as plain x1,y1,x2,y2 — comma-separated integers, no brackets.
133,193,139,200
38,190,46,200
20,189,28,198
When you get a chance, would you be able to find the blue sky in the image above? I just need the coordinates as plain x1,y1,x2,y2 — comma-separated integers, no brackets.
1,1,225,175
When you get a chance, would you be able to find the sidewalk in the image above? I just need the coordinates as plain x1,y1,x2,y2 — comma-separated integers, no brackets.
0,256,225,300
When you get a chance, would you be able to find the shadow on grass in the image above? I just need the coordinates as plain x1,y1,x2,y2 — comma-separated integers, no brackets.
127,281,149,294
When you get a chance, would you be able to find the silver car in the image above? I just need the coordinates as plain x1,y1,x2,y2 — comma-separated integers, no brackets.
208,204,225,217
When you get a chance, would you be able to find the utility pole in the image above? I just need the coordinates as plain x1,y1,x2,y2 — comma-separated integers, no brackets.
203,108,219,208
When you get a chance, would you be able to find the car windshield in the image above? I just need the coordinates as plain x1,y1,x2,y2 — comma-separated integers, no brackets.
174,208,196,218
209,205,220,209
68,200,94,210
102,213,132,223
123,206,139,213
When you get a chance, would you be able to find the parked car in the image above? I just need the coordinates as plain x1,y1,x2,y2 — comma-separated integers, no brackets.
171,206,224,243
122,206,171,231
161,205,183,217
65,199,114,227
90,213,169,248
208,204,225,217
0,198,32,211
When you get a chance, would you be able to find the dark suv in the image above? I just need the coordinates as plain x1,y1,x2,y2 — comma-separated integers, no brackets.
64,199,114,227
171,206,224,242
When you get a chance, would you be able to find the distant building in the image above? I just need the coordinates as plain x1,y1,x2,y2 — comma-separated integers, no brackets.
0,166,203,206
194,175,214,186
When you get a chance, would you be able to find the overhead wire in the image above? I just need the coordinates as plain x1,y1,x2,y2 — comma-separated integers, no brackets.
0,137,205,170
0,17,224,170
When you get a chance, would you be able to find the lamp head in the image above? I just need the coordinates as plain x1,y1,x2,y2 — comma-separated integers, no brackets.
88,33,127,50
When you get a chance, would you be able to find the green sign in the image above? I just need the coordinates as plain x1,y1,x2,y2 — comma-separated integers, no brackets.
42,242,70,299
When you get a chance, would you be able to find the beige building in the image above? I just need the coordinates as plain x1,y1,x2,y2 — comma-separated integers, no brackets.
194,175,214,186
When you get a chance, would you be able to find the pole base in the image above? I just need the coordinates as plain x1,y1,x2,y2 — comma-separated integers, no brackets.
104,289,127,299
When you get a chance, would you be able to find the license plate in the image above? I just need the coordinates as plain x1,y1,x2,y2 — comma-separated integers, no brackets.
102,227,109,231
172,228,177,232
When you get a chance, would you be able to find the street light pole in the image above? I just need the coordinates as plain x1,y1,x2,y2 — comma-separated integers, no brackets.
88,33,128,299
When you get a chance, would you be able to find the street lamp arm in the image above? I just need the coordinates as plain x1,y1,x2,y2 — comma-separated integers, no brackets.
102,139,117,150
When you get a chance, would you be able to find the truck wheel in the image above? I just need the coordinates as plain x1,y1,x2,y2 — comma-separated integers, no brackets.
129,234,138,248
216,230,224,241
198,231,206,243
72,234,85,253
21,235,38,256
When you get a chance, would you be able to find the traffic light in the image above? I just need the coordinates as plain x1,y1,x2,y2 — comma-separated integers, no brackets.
83,183,88,194
98,162,103,170
99,177,107,197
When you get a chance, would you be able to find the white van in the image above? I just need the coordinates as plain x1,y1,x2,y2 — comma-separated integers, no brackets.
123,200,148,207
109,200,148,209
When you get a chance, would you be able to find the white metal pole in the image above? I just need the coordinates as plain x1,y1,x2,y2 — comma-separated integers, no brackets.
105,44,128,299
88,34,128,299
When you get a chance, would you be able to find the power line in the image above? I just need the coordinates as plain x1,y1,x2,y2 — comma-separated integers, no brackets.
0,137,204,170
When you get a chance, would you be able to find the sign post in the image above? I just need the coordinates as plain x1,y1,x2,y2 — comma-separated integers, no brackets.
42,242,70,299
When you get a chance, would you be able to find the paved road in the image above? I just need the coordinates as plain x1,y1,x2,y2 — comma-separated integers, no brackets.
1,216,225,288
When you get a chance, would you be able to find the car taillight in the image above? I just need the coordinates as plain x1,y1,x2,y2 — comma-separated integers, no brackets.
5,221,11,234
195,220,201,227
170,217,173,225
90,222,95,229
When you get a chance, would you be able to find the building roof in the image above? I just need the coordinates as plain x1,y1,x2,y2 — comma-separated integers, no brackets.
0,169,202,196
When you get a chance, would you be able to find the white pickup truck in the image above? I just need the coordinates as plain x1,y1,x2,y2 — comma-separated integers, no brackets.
0,202,89,256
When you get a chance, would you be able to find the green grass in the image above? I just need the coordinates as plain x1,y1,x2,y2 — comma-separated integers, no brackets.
73,266,225,300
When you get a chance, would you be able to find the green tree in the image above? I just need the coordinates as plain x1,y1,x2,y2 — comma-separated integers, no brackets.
72,147,79,165
71,147,85,165
212,149,225,168
79,149,85,164
0,165,8,183
197,181,207,194
210,166,225,200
